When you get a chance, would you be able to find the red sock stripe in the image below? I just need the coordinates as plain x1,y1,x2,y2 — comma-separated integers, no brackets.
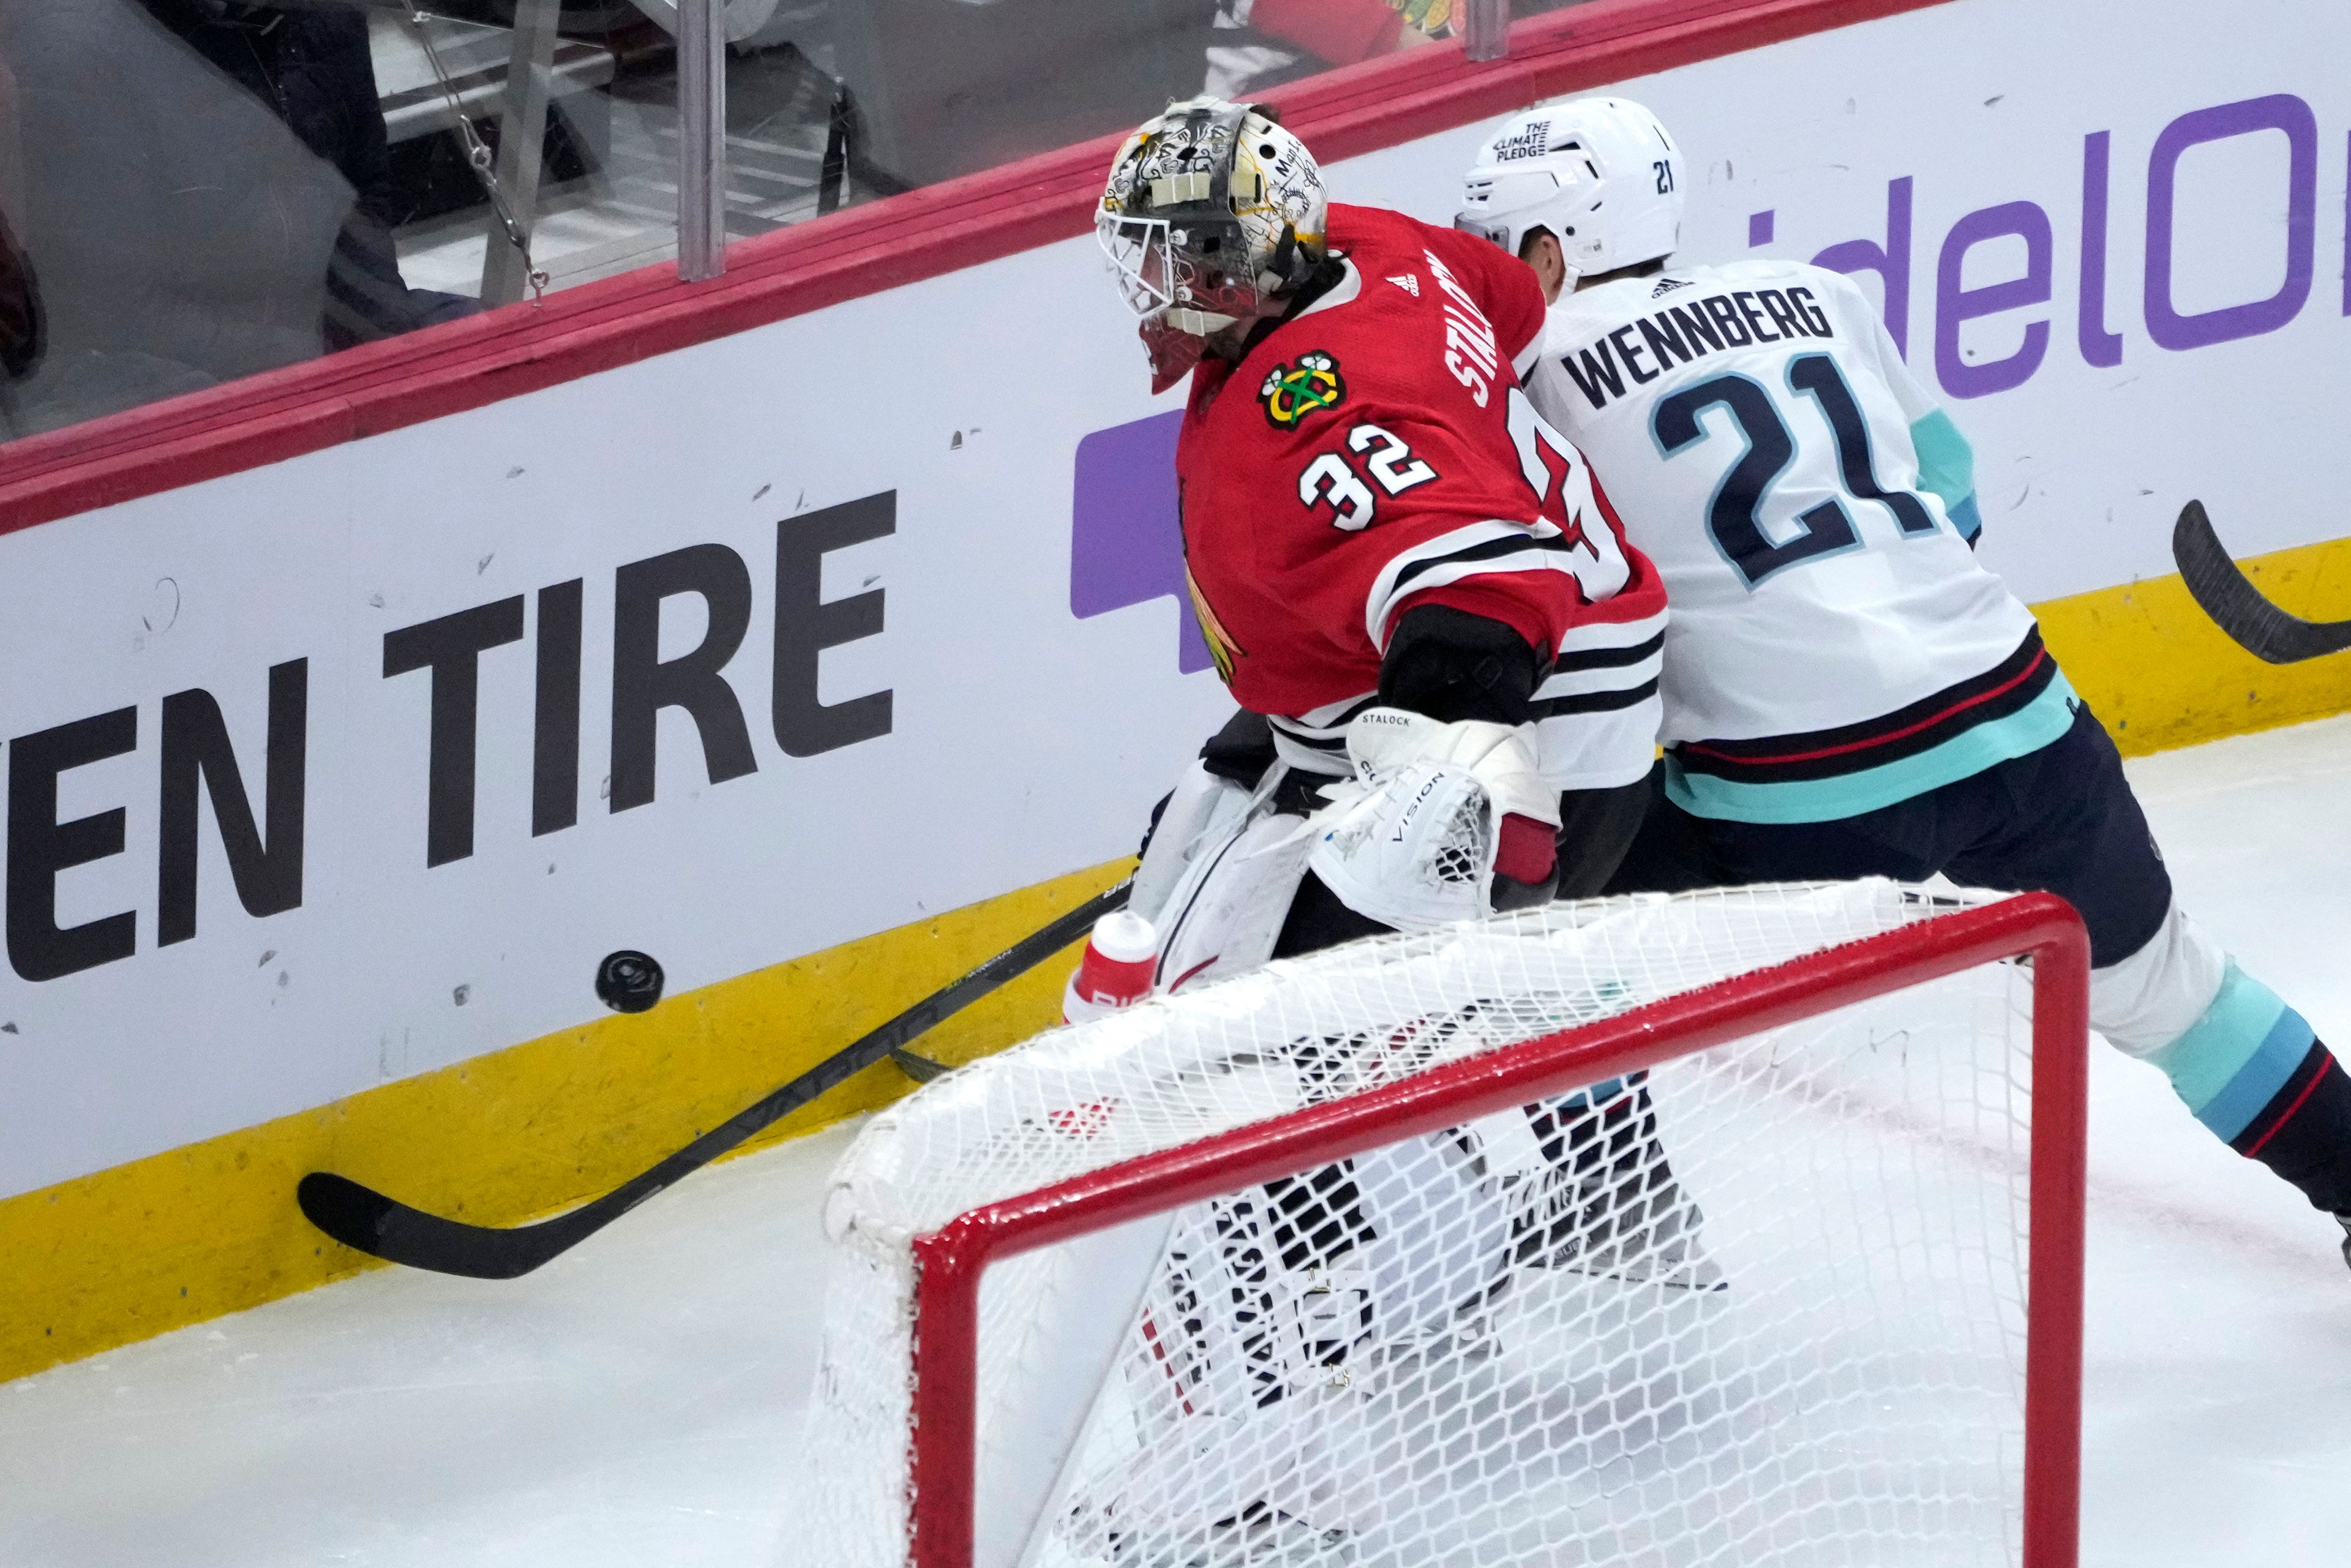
2243,1052,2336,1160
1681,649,2047,767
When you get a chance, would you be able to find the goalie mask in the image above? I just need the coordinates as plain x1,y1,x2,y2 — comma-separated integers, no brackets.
1098,97,1328,394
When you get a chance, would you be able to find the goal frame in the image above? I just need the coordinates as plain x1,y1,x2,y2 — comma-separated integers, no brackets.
902,891,2092,1568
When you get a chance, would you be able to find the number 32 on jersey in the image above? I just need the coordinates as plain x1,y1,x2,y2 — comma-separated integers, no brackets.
1297,424,1435,530
1296,389,1630,599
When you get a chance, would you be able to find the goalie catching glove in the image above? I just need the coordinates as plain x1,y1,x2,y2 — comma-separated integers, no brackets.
1307,707,1559,931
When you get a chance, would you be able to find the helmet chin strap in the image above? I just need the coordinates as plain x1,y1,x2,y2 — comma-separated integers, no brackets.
1258,223,1303,294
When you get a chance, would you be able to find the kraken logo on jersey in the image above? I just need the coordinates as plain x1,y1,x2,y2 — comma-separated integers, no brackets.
1259,351,1346,429
1184,564,1246,681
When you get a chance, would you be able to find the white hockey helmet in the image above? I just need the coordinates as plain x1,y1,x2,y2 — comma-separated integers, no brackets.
1097,97,1329,392
1455,98,1684,287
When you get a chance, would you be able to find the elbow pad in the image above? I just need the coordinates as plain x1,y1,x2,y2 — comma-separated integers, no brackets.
1379,604,1545,726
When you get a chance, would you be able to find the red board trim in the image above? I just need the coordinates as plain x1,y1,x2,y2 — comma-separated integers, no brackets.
906,890,2090,1568
0,0,1955,539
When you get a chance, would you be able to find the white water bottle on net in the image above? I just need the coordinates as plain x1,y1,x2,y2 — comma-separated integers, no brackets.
797,880,2089,1568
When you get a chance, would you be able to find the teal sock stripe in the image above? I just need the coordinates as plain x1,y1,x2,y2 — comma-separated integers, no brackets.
2148,963,2317,1141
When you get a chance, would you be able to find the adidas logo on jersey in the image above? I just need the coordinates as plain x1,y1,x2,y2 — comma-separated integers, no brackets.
1651,276,1694,298
1387,273,1421,296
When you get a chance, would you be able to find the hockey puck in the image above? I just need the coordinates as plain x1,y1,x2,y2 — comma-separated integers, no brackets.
595,950,665,1014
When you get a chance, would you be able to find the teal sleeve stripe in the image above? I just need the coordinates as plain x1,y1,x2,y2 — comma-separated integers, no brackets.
1665,673,2076,824
2147,962,2312,1139
1948,493,1984,543
1910,410,1976,515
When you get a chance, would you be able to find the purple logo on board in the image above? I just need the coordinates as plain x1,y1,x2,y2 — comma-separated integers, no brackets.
1070,410,1213,674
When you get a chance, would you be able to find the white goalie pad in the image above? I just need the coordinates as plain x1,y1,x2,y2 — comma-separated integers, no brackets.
1134,755,1323,999
1130,761,1259,931
1151,809,1318,996
1031,1111,1530,1554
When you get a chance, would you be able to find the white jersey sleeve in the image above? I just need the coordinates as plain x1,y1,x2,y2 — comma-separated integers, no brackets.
1815,269,1984,542
1525,259,2063,825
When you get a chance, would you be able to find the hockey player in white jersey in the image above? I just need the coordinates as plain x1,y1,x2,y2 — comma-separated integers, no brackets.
1458,97,2351,1270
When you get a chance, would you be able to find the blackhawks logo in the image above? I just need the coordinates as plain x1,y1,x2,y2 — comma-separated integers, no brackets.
1259,351,1346,429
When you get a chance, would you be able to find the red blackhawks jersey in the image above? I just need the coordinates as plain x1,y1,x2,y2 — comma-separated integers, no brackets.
1177,204,1667,790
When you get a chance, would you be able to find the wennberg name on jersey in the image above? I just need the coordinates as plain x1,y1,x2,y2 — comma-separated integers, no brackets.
1551,279,1835,413
1526,258,2065,827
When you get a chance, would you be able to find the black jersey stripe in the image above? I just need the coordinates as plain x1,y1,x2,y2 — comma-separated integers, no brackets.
1674,630,2057,785
1547,630,1665,675
1534,678,1660,719
1386,532,1576,596
1684,628,2044,763
1268,718,1350,753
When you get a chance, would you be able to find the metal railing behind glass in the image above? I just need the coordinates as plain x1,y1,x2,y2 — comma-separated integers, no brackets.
0,0,1549,445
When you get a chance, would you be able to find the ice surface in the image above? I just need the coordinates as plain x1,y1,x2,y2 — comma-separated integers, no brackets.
2,718,2348,1566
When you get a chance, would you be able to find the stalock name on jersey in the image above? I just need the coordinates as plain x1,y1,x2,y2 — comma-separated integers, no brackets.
1554,282,1835,411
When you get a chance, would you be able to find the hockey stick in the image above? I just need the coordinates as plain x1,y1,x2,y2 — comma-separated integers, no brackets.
296,878,1129,1279
2172,500,2351,664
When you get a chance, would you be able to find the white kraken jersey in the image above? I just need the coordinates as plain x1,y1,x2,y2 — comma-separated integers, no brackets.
1526,260,2068,824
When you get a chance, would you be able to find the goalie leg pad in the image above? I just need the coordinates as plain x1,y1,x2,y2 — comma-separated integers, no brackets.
1152,809,1318,996
1131,759,1261,931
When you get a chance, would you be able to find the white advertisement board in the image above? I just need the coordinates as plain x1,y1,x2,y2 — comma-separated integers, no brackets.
3,0,2345,1200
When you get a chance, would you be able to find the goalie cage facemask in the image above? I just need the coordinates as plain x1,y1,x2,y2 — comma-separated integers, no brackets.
1098,97,1329,394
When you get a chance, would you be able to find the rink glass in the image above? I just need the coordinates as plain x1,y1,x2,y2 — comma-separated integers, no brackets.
0,1,1588,446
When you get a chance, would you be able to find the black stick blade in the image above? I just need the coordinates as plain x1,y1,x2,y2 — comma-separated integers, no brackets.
292,877,1130,1280
298,1172,570,1280
2173,500,2351,665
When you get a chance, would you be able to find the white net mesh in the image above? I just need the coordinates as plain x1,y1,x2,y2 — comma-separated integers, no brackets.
797,881,2047,1568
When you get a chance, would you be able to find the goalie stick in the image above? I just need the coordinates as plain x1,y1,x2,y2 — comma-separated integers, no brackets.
2172,499,2351,664
296,878,1131,1278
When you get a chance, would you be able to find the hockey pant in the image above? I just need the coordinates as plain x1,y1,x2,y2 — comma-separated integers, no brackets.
1609,700,2351,1215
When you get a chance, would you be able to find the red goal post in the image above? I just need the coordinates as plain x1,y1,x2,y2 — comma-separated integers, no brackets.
898,890,2088,1568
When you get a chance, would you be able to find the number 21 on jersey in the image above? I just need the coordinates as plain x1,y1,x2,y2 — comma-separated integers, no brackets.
1653,351,1940,589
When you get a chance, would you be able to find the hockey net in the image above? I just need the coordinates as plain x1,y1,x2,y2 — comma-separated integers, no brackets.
797,881,2087,1568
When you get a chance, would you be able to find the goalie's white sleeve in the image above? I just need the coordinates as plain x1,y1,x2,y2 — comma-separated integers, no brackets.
1526,259,2061,825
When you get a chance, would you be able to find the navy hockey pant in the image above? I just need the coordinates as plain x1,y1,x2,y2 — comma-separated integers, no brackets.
1608,702,2351,1217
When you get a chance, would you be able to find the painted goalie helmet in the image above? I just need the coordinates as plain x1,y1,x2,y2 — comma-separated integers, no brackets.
1097,97,1328,392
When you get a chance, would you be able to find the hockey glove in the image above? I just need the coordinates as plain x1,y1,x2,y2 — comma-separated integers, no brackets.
1306,707,1559,931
